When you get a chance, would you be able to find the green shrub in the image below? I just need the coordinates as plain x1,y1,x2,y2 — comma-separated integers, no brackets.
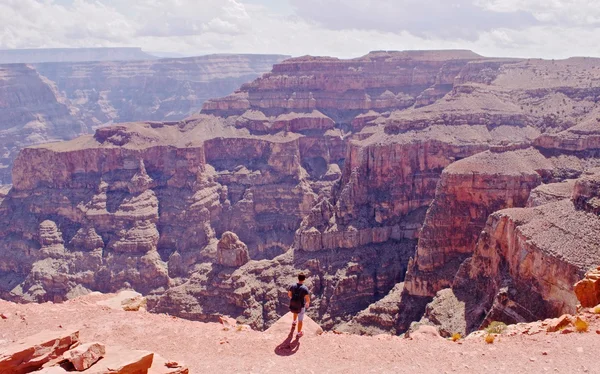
485,321,507,334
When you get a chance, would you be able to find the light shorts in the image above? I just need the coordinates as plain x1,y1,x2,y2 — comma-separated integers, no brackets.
297,307,306,322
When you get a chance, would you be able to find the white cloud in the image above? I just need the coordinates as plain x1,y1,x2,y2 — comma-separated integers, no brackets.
478,0,600,25
289,0,539,40
133,0,250,37
0,0,600,60
0,0,135,48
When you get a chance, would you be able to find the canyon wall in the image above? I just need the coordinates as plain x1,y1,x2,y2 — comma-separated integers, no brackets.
0,64,85,185
203,50,484,121
34,54,290,126
0,54,287,184
0,47,157,64
435,170,600,335
2,50,600,333
403,131,600,334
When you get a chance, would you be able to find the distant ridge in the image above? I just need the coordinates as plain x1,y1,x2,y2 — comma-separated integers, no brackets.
0,47,158,64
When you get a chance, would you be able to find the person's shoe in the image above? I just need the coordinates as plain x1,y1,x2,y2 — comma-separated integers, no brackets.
292,321,297,327
297,331,304,338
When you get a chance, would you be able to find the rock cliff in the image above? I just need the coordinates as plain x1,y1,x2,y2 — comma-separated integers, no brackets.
454,185,600,333
402,159,600,334
403,149,551,301
34,54,290,126
2,50,600,333
0,64,85,185
0,54,287,184
203,50,483,120
391,57,600,332
0,47,157,64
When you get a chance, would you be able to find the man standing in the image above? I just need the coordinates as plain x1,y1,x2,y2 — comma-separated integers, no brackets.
288,272,310,338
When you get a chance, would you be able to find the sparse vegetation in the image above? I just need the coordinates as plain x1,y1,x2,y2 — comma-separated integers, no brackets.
485,334,495,344
574,317,589,333
451,332,461,342
486,321,507,334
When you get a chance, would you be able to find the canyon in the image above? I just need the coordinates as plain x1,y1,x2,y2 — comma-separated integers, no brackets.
1,50,600,337
0,53,288,184
0,47,158,64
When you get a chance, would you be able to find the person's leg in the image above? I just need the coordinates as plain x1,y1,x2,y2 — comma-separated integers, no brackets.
292,312,298,325
297,307,305,335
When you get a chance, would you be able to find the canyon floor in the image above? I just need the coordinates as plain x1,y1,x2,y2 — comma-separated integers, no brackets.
1,293,599,374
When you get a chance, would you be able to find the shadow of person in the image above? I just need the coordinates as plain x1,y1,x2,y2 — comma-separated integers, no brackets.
274,325,301,356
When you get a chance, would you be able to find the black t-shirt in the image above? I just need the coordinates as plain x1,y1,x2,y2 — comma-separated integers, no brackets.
289,283,310,307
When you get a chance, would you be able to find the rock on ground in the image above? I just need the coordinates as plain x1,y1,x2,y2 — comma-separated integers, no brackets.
0,330,79,374
574,266,600,307
64,342,106,371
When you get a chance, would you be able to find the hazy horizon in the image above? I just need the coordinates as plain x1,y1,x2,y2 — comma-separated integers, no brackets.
1,1,600,60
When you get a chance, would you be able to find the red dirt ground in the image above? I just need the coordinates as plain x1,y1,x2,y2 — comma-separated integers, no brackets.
1,293,600,374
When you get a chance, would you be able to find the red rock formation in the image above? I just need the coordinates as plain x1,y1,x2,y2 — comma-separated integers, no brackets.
535,117,600,151
404,149,552,300
527,180,576,207
203,50,484,120
572,169,600,214
457,196,600,331
0,64,85,184
0,55,286,185
0,330,79,374
3,50,600,335
217,232,250,267
574,267,600,308
408,168,600,336
34,54,289,126
398,139,600,332
64,342,106,371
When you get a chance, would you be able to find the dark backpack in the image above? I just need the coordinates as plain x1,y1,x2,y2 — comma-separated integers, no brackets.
289,284,304,313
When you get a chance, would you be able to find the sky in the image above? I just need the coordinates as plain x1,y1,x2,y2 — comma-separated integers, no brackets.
1,0,600,59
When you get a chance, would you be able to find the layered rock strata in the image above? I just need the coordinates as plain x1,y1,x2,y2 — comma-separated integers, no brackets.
0,64,85,184
203,50,484,120
34,54,289,126
3,50,600,333
0,47,156,64
0,54,287,184
409,166,600,335
455,193,600,333
397,71,600,329
403,149,553,301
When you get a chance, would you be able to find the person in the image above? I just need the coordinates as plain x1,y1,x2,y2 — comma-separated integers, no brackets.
288,272,310,338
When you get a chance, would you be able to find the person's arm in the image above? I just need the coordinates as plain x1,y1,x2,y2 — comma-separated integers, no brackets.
288,290,292,298
304,294,310,309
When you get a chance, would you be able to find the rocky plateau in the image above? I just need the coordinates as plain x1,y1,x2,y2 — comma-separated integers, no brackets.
1,50,600,337
0,53,288,184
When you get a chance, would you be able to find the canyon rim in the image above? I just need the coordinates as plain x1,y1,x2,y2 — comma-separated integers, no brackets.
1,49,599,338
